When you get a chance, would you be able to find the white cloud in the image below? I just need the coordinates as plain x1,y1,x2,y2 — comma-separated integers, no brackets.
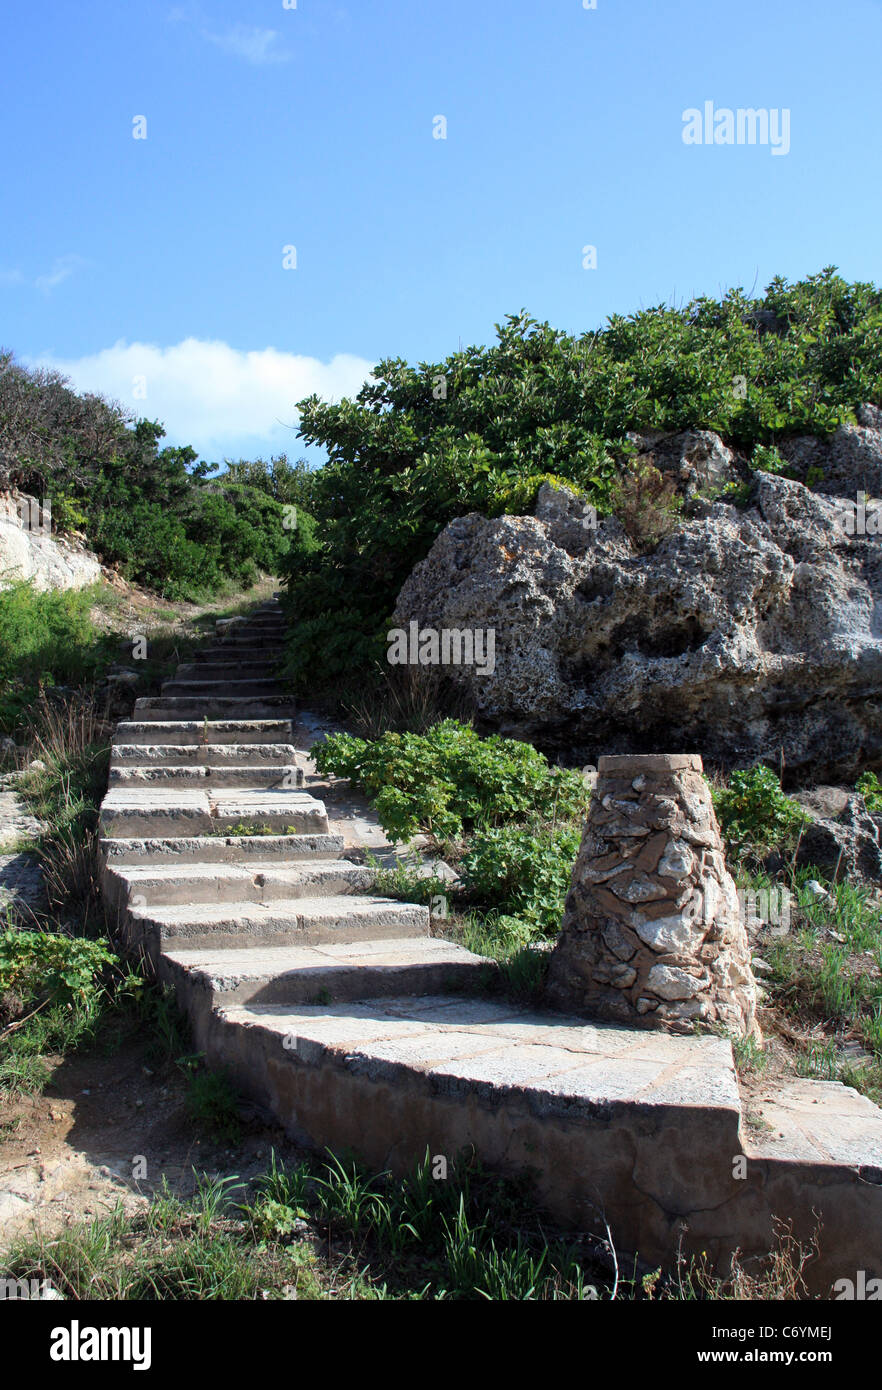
201,24,291,65
24,338,374,460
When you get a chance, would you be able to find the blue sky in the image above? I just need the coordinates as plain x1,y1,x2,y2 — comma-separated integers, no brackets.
3,0,881,464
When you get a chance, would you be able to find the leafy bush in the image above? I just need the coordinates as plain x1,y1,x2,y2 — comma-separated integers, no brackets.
0,928,117,1021
713,766,808,857
459,823,582,933
312,720,589,842
283,269,882,684
0,582,112,733
856,770,882,813
751,443,793,477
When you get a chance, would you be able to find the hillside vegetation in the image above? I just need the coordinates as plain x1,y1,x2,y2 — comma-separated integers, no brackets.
282,268,882,688
0,351,306,598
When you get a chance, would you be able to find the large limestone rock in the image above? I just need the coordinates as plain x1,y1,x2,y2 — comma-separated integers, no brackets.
0,493,102,591
545,753,758,1037
393,463,882,781
793,787,882,881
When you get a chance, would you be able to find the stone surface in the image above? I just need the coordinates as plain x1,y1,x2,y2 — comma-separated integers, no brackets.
793,786,882,881
545,753,758,1037
393,466,882,780
0,492,102,591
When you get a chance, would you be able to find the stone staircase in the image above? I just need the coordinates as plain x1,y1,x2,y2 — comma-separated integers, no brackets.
98,596,882,1292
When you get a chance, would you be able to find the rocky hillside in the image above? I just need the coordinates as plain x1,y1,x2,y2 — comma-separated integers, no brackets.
0,491,102,591
394,415,882,783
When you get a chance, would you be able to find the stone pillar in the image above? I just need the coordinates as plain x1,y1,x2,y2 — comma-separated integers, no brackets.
545,754,758,1037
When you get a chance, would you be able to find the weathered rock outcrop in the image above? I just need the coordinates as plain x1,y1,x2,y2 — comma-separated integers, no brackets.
793,787,882,881
0,493,102,591
393,453,882,781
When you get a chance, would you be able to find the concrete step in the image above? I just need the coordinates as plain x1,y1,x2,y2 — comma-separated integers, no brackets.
100,788,329,838
108,764,304,789
106,858,374,906
219,622,286,635
219,614,284,627
214,631,287,646
175,662,279,680
133,698,295,720
127,893,430,953
113,720,295,747
101,832,346,867
193,647,282,663
162,937,491,1008
111,742,300,767
161,679,285,698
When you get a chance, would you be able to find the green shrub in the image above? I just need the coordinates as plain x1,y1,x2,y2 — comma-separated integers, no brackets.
0,581,104,684
713,766,808,857
312,720,589,842
283,269,882,684
856,770,882,813
459,822,581,933
751,443,792,477
0,928,117,1026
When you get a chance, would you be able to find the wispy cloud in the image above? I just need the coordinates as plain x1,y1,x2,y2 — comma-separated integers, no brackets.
0,256,85,295
35,254,86,295
201,24,292,65
168,5,294,66
25,338,373,458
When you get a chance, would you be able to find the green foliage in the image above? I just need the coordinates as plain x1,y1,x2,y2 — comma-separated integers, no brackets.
0,928,121,1090
0,582,111,732
0,353,291,598
312,720,589,842
607,455,682,551
248,1148,597,1300
283,269,882,682
713,766,808,856
751,443,792,477
459,822,581,933
0,927,116,1013
857,770,882,812
179,1056,242,1142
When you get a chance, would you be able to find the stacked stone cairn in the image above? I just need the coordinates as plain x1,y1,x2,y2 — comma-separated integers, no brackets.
545,754,759,1038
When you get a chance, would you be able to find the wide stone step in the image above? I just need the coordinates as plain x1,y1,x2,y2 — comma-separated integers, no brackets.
108,764,304,789
219,623,286,636
193,647,282,663
113,720,295,747
214,631,287,647
133,698,295,720
219,613,284,626
174,662,279,680
100,788,329,837
127,894,430,953
101,832,346,867
161,679,285,698
111,742,300,767
106,858,374,906
162,937,491,1007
